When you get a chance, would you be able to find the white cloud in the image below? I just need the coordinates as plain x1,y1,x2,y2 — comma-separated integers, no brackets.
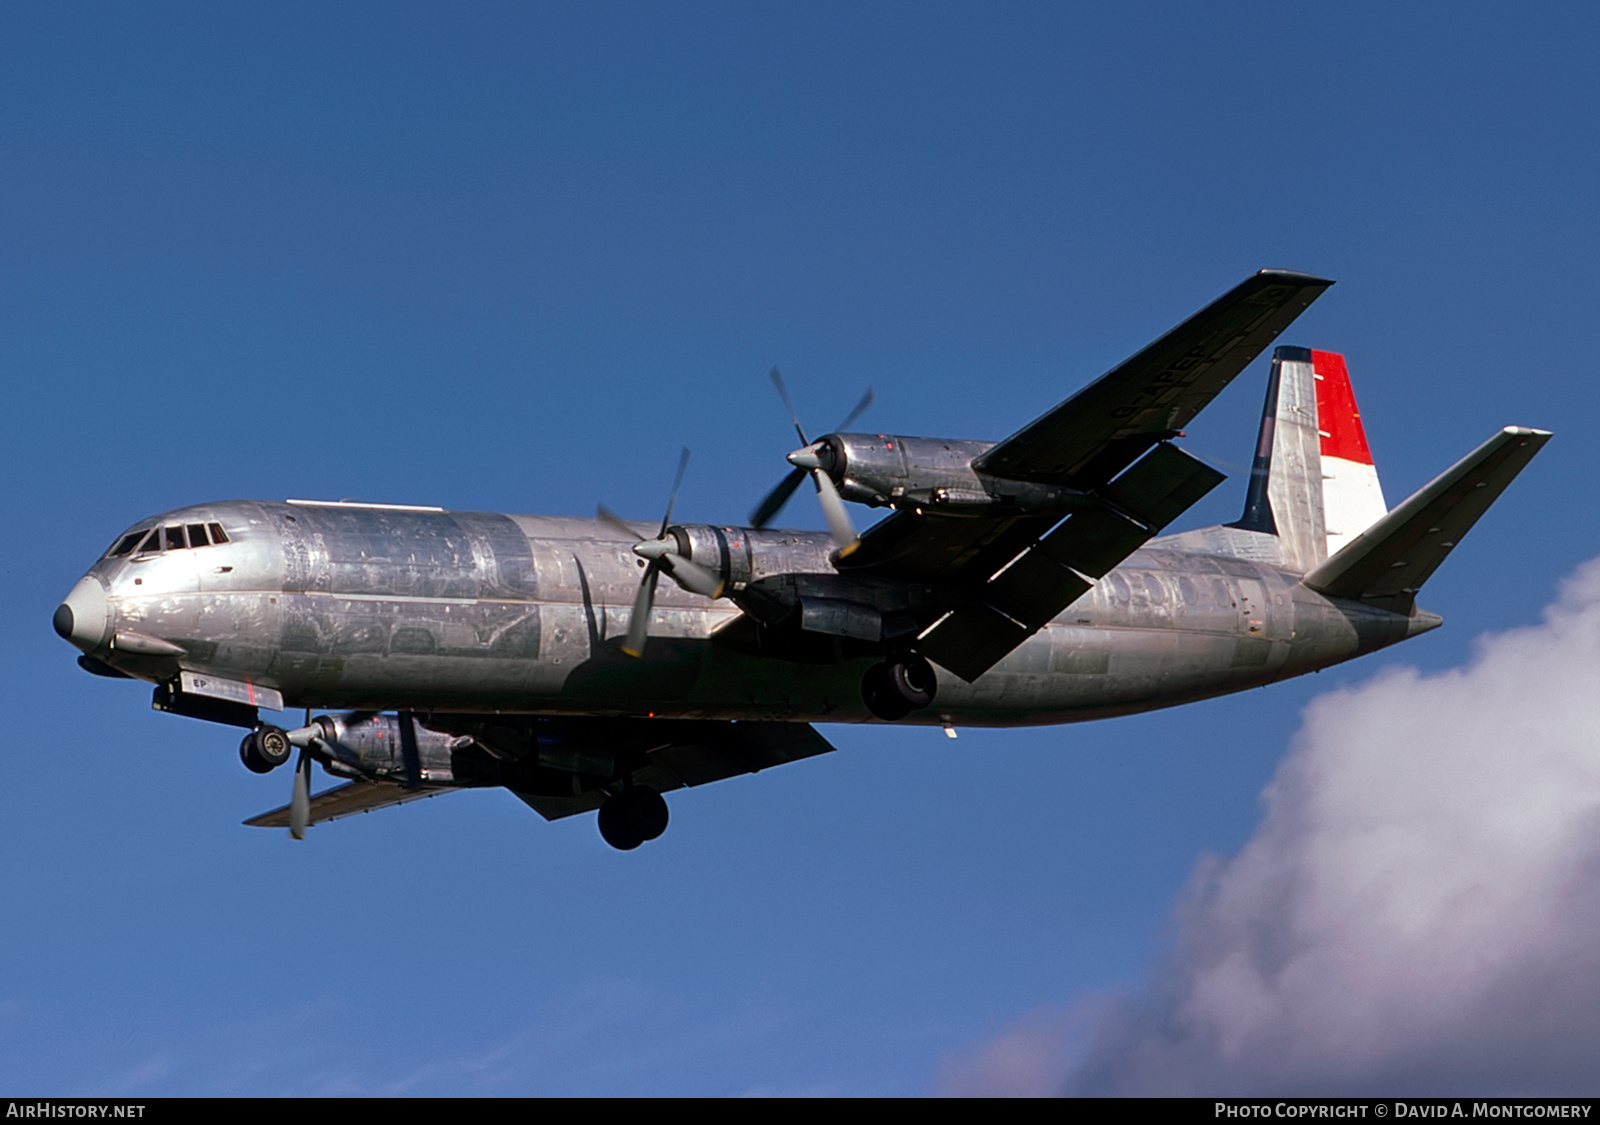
965,558,1600,1096
937,999,1111,1097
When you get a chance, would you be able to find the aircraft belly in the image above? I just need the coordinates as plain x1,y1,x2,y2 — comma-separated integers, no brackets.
932,623,1261,723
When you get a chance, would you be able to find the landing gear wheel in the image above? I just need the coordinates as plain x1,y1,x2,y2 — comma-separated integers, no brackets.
239,725,291,774
861,663,911,721
862,654,938,721
886,654,937,709
630,787,670,842
597,786,670,850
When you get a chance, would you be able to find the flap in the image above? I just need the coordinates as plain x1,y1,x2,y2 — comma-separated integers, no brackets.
918,443,1225,680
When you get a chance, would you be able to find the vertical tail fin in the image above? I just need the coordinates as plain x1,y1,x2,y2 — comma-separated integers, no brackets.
1232,347,1388,572
1312,350,1388,557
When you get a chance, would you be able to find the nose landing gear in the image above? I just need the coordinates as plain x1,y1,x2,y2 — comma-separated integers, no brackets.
239,725,292,774
597,786,670,851
861,653,938,721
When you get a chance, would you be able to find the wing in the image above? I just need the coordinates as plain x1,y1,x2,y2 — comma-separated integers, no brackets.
973,268,1334,485
242,721,834,828
244,778,454,828
843,270,1332,581
514,720,837,821
840,270,1331,680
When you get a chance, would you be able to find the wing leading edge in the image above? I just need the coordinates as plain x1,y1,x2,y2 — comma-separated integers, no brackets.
972,269,1334,486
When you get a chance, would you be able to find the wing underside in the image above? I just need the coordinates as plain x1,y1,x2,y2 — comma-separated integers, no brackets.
514,720,837,821
243,719,838,828
244,779,453,828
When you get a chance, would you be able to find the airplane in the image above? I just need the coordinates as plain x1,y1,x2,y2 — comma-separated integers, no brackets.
51,270,1550,850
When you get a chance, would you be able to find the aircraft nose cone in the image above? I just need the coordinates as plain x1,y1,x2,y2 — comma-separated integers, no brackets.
55,575,111,653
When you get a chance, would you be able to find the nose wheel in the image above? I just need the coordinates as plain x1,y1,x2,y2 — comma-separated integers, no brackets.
239,725,292,773
862,653,937,721
597,786,670,850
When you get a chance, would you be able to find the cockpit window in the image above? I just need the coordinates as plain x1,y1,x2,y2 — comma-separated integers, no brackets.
108,521,229,557
108,530,150,557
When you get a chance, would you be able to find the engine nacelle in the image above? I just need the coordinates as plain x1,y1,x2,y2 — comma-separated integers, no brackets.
812,432,1093,517
311,712,474,783
659,523,835,594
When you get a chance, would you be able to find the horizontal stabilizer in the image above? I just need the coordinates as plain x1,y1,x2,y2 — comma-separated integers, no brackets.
1302,427,1551,611
244,778,452,828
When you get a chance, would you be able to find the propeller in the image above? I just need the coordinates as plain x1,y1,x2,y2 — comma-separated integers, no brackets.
289,747,312,839
285,708,319,839
398,709,422,789
748,366,873,556
279,708,426,837
599,447,726,658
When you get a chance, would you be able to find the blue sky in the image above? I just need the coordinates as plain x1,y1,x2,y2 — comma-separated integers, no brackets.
4,3,1598,1095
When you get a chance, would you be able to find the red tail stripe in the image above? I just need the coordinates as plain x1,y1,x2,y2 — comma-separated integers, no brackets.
1311,350,1374,466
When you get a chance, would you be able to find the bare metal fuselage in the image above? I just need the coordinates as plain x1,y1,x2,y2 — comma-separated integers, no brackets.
65,498,1432,728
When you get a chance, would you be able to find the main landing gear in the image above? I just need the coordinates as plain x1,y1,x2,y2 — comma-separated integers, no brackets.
597,785,670,851
861,653,938,721
239,725,292,774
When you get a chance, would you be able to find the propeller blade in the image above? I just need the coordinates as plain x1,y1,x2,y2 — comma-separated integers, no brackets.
769,366,808,446
757,370,874,533
749,466,807,529
813,469,858,554
398,710,421,789
659,446,691,537
832,387,876,434
622,562,661,657
663,554,725,598
596,503,642,542
289,748,312,839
